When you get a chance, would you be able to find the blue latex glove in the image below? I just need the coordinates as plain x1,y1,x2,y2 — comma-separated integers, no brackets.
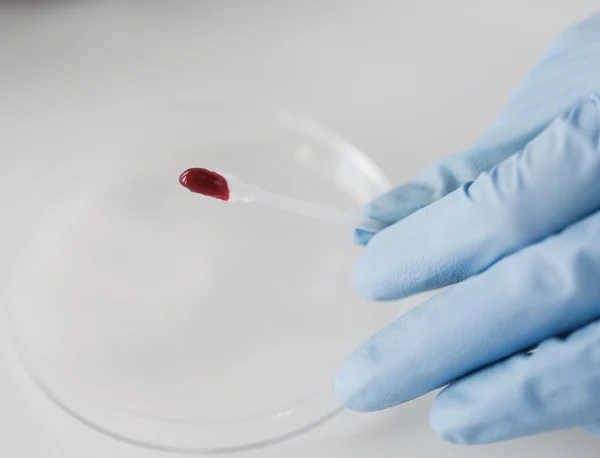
337,12,600,444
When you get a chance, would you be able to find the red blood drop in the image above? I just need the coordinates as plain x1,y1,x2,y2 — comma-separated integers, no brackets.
179,168,230,201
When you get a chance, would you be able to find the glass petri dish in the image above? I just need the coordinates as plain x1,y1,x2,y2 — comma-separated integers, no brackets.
3,102,398,453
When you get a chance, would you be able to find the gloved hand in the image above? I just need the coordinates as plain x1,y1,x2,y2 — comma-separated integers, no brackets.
337,12,600,444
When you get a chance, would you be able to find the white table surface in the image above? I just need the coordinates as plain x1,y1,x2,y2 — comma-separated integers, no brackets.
1,1,599,456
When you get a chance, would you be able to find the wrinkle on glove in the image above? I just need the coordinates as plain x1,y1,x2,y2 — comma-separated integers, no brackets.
431,319,600,443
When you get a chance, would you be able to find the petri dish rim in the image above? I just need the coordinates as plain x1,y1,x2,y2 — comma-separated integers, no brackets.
3,102,393,453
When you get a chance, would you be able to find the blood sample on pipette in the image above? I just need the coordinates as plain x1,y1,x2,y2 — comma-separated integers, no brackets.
179,168,230,201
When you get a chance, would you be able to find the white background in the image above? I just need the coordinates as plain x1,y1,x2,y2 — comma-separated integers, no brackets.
1,1,600,456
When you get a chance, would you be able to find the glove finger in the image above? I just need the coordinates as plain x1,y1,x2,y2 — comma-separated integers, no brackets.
355,94,600,301
337,207,600,412
430,319,600,444
358,12,600,244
